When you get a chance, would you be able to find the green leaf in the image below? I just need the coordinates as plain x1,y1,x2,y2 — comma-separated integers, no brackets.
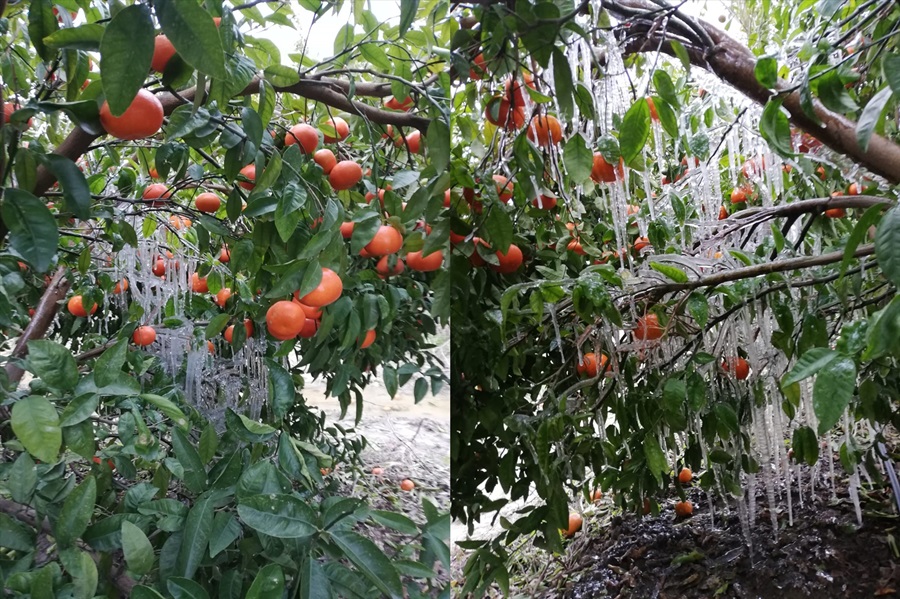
817,71,858,113
122,520,154,576
172,428,207,494
208,512,241,558
2,188,59,272
875,204,900,287
140,394,190,430
274,183,307,242
40,155,92,220
55,476,97,548
267,359,296,419
754,56,778,89
59,394,99,427
864,295,900,360
167,577,210,599
42,24,103,51
653,97,679,138
619,99,651,166
100,5,154,116
246,564,285,599
205,313,231,339
642,435,667,484
11,396,61,464
383,366,398,398
856,86,892,152
330,530,404,599
0,513,36,551
427,119,450,172
370,510,418,535
29,0,58,61
237,494,317,538
132,586,167,599
686,292,708,328
884,54,900,96
791,426,819,466
359,43,392,72
759,97,794,157
264,65,300,87
649,262,688,283
552,47,574,120
669,39,691,73
176,490,220,579
94,339,127,388
813,355,856,435
652,71,679,107
483,207,513,254
563,133,593,183
27,339,79,390
155,0,227,79
841,203,885,278
398,0,419,37
299,556,331,599
782,348,837,388
59,548,98,599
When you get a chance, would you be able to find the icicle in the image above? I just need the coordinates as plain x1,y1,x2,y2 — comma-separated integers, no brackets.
848,467,863,526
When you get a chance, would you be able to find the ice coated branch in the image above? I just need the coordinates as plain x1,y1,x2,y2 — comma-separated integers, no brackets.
608,0,900,184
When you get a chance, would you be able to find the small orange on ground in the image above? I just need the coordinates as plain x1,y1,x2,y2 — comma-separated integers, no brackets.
195,192,221,213
675,500,693,518
266,300,306,340
284,123,319,154
634,313,664,341
400,479,415,491
133,325,157,346
298,267,343,307
371,467,384,475
238,164,256,190
376,255,405,277
113,279,129,294
313,149,337,174
491,244,523,274
678,467,693,484
214,288,232,307
406,250,443,272
67,295,97,317
359,329,376,349
322,116,350,143
329,160,363,191
563,512,583,538
722,356,750,380
190,273,208,293
364,225,403,257
99,89,164,140
151,35,177,72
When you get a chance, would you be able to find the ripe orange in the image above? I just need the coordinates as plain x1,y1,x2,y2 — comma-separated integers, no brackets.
493,175,513,203
567,240,585,255
722,356,750,380
224,319,254,343
297,317,319,338
298,267,343,307
313,149,337,174
340,221,355,239
214,288,232,307
168,215,192,230
207,340,215,354
634,313,664,341
847,182,862,195
218,247,230,263
532,195,557,209
190,273,208,293
563,512,583,538
591,153,623,183
576,352,608,377
151,35,177,72
678,467,692,484
647,97,659,121
329,161,363,191
526,114,563,147
674,500,693,517
376,255,405,277
291,299,323,319
142,183,172,207
491,244,523,274
364,225,403,257
730,185,751,204
322,116,349,143
100,89,164,140
633,236,651,251
195,192,221,213
284,123,319,154
67,295,97,317
151,258,166,277
406,250,443,272
642,498,652,515
825,208,846,218
238,164,255,190
591,489,603,502
385,95,414,111
404,130,421,153
400,479,415,491
359,329,376,349
266,301,306,340
113,279,129,294
371,467,385,475
470,53,487,80
484,95,525,130
718,205,728,220
133,325,156,346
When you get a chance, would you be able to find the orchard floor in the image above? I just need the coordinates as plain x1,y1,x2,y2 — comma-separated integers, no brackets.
453,456,900,598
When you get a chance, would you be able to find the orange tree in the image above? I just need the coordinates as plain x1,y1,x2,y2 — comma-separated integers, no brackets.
450,0,900,593
0,0,451,596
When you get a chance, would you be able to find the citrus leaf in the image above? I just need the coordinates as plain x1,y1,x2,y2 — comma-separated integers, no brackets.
266,359,295,420
812,355,856,435
398,0,418,37
759,97,793,157
155,0,227,79
246,564,284,599
563,133,592,184
43,24,103,51
94,338,127,388
754,56,778,89
330,530,404,599
122,520,154,575
100,4,154,116
167,578,210,599
28,0,59,61
172,428,207,494
875,204,900,287
176,490,220,579
427,119,450,172
884,54,900,96
39,154,92,220
619,99,651,166
27,340,78,390
649,262,688,283
856,86,892,152
237,494,317,538
2,189,58,273
54,476,97,548
642,435,667,484
841,202,885,278
817,71,858,113
782,347,837,388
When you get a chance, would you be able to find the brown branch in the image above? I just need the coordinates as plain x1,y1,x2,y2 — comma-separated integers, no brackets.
611,0,900,184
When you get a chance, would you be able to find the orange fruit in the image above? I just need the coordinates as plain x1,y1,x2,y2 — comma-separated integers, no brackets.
224,319,254,343
168,215,192,230
491,244,523,274
730,185,751,204
678,467,692,484
238,164,255,190
291,299,323,319
642,498,652,515
847,182,861,195
626,204,640,216
364,225,403,257
484,96,525,130
359,329,376,349
322,116,349,143
400,479,415,491
634,313,664,341
195,192,221,213
647,97,659,121
718,205,728,220
133,325,156,346
376,255,405,277
313,149,337,174
67,295,97,317
825,208,846,218
567,240,585,255
371,467,385,475
526,114,563,147
298,267,343,307
563,512,583,538
381,124,394,139
403,130,421,153
142,183,172,207
492,174,513,203
470,53,487,80
674,500,693,518
385,96,414,111
151,258,166,277
633,236,651,251
532,195,557,209
214,288,232,307
406,250,443,272
190,273,208,293
591,153,623,183
722,356,750,380
113,279,129,294
297,317,319,338
218,247,230,263
576,352,609,377
340,221,355,239
591,489,603,502
284,123,319,154
266,300,306,340
207,340,215,354
99,89,164,140
329,161,363,191
151,35,177,72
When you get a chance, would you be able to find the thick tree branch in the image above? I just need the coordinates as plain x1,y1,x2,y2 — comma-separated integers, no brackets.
609,0,900,184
